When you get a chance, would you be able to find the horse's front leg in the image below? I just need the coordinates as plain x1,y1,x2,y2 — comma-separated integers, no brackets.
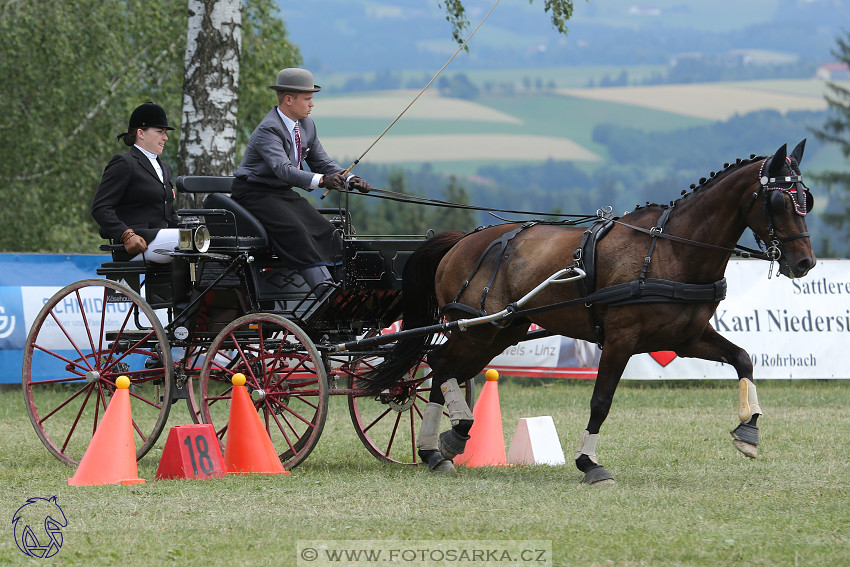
576,342,633,485
677,326,760,458
417,377,473,473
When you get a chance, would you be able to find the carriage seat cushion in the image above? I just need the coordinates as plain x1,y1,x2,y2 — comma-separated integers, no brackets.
202,192,269,249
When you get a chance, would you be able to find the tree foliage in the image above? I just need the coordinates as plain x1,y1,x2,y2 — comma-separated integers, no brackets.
440,0,574,43
0,0,298,253
810,30,850,257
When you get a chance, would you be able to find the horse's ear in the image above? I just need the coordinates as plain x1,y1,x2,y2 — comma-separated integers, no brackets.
767,143,788,178
790,138,806,165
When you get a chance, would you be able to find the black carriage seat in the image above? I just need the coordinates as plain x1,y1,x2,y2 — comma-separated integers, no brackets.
175,175,326,315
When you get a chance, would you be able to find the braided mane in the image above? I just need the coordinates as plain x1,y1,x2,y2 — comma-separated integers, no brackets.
630,154,765,212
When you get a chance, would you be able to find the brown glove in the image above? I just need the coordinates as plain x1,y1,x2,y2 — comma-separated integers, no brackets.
348,176,371,193
121,229,147,255
320,172,346,191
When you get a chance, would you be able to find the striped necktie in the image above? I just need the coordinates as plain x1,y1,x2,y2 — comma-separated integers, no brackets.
293,123,302,168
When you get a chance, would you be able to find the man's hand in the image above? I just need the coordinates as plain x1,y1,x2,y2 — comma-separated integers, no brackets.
121,229,147,255
348,176,371,193
320,172,346,191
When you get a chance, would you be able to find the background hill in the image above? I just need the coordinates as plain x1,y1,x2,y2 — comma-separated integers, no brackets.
276,0,850,254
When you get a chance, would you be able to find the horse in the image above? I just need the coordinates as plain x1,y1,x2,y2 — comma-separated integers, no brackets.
364,140,816,483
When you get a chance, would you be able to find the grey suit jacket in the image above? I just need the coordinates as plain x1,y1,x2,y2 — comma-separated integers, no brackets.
233,107,342,192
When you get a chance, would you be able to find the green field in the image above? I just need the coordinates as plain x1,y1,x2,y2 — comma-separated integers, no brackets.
3,379,848,566
314,78,839,176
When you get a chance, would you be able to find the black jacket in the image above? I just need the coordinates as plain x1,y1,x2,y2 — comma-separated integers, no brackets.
91,146,178,243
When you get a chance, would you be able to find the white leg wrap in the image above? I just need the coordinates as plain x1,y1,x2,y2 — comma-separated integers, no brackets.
575,429,599,464
738,378,762,422
440,378,473,426
417,403,444,452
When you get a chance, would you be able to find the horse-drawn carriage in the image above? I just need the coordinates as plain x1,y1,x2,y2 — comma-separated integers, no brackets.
23,140,817,482
22,175,474,470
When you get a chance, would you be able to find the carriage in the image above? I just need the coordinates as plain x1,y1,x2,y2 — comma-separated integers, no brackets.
23,140,817,482
22,175,474,470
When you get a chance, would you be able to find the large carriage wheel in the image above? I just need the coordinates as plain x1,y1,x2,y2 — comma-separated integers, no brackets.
347,350,475,465
199,313,328,471
22,279,173,466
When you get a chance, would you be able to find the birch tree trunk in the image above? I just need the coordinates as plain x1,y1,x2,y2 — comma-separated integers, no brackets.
179,0,242,207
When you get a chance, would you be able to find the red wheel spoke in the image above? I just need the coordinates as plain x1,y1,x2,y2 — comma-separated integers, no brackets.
60,385,96,453
361,407,393,434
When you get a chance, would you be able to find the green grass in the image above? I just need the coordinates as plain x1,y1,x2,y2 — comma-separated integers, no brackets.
2,379,849,566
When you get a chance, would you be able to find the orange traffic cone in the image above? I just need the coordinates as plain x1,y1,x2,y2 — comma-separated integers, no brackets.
223,373,289,475
68,376,145,486
454,369,507,467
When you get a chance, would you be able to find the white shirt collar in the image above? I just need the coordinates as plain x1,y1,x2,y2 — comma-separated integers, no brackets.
276,106,297,135
134,144,163,182
134,144,159,161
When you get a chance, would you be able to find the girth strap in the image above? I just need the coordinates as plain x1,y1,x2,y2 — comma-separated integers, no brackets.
447,221,537,315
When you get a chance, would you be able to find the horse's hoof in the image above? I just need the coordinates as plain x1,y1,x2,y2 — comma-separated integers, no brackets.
732,439,758,459
730,422,759,459
582,465,615,485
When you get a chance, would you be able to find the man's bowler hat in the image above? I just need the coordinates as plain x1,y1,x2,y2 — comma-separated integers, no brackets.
269,68,321,93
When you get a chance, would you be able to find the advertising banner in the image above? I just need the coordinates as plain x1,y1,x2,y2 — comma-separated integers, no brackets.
1,255,848,383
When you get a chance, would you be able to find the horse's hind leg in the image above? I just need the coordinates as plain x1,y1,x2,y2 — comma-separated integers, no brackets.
417,323,529,472
677,326,760,458
416,376,475,473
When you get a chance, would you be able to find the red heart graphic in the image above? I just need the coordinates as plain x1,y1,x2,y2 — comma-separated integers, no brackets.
650,351,677,367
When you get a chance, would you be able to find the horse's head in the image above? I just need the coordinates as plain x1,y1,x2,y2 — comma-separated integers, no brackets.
747,140,816,279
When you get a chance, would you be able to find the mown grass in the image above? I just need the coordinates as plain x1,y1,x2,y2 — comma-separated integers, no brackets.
2,379,848,566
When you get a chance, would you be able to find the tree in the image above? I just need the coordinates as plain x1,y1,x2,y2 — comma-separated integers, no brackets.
179,0,242,210
811,31,850,257
0,0,297,253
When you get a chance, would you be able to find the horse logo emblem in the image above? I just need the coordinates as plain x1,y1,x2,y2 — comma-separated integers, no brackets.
12,496,68,558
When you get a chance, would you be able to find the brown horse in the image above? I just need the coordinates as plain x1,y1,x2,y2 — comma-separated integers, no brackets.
365,141,816,483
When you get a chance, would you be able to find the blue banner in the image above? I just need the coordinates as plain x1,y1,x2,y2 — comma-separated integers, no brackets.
0,254,107,383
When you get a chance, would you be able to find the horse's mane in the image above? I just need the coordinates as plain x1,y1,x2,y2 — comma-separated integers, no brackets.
629,154,765,213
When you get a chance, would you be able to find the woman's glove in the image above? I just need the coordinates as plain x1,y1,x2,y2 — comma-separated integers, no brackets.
121,229,147,255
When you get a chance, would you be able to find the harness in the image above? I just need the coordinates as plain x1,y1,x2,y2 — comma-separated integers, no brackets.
439,155,812,347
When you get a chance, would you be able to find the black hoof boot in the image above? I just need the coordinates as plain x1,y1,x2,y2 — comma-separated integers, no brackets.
439,429,470,461
419,449,456,473
730,421,759,459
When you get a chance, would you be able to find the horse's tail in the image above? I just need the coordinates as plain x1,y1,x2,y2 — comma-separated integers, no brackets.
364,230,466,396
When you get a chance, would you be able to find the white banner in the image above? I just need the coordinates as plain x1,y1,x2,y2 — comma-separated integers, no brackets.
621,258,850,379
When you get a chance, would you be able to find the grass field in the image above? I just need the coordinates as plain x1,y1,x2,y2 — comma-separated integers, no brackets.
2,379,849,566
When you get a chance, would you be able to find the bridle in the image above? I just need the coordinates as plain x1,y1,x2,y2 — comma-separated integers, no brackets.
743,155,814,274
611,154,814,278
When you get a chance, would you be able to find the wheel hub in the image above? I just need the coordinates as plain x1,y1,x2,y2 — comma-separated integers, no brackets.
251,388,266,402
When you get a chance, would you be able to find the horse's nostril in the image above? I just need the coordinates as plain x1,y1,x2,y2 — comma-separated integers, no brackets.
797,257,816,275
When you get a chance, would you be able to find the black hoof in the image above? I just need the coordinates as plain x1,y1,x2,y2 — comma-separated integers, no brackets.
582,465,615,485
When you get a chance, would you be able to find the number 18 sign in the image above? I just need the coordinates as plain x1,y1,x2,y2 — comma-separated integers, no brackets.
155,424,225,480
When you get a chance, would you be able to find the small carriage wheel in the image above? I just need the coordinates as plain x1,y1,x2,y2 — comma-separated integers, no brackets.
22,278,173,466
346,350,475,465
198,313,328,471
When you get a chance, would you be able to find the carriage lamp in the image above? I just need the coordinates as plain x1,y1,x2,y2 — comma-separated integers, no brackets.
178,224,211,253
